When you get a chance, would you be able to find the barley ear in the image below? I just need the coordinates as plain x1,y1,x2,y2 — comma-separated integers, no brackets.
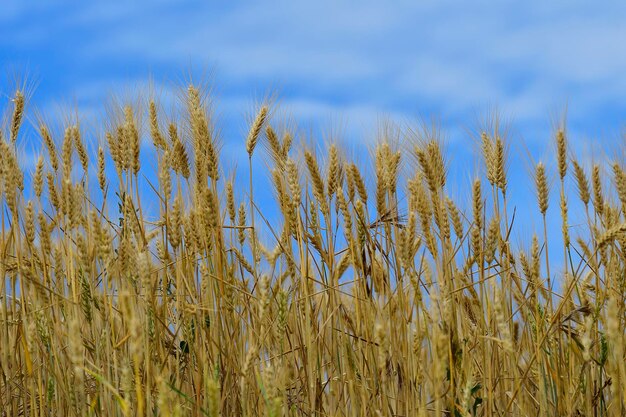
246,105,268,156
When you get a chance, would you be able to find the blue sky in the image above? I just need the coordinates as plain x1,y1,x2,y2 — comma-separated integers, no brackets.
2,1,626,267
4,1,626,142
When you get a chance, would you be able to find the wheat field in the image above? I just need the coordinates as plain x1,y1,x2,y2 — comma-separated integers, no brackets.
0,84,625,417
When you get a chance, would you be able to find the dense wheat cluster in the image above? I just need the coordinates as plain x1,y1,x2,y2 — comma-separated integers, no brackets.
1,84,625,417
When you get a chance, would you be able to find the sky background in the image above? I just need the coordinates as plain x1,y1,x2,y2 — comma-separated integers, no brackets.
2,1,626,269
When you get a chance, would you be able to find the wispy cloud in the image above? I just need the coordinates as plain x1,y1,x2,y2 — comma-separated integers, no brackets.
1,0,626,148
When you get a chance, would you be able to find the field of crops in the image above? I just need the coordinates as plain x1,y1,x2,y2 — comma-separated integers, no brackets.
1,84,625,416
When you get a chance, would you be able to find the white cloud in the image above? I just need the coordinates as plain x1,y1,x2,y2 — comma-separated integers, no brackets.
3,1,626,148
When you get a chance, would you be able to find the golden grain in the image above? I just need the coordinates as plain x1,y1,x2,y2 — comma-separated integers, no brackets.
1,83,624,417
